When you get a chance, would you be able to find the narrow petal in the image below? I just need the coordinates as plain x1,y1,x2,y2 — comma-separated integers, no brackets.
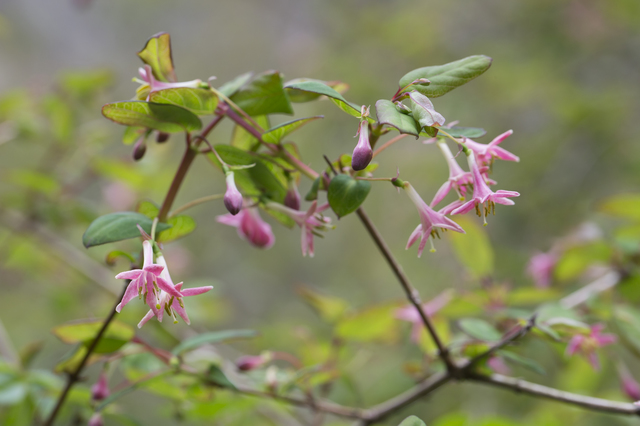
216,213,243,227
172,300,190,325
406,225,422,249
116,281,140,312
566,335,584,356
588,352,601,370
142,240,154,269
181,286,213,297
451,200,477,215
115,270,143,280
431,181,453,207
143,265,165,276
156,276,183,297
137,310,156,328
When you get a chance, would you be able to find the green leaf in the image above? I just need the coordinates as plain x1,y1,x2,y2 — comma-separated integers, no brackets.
42,95,74,142
218,72,253,98
136,200,160,219
262,116,323,144
506,288,561,305
442,126,487,139
122,126,147,145
409,91,446,128
284,80,373,122
399,55,493,98
102,101,202,133
446,216,494,279
230,71,293,116
336,303,399,343
157,215,196,243
82,212,171,248
52,319,134,354
458,318,502,342
148,88,218,116
554,242,613,282
398,416,427,426
305,177,320,201
327,175,371,218
613,306,640,358
285,78,348,102
59,69,114,99
231,115,269,151
599,194,640,221
137,32,177,82
375,100,421,137
105,250,136,266
172,330,258,356
205,364,236,390
296,285,350,323
499,351,546,375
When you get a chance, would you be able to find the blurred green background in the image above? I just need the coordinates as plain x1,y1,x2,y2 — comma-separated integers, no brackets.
1,0,640,425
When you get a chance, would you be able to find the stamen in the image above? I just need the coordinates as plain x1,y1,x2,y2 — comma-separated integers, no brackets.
429,238,436,253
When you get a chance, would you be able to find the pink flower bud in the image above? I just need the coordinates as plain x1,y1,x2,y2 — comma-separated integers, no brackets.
88,413,104,426
223,172,243,215
284,185,301,211
91,370,110,401
619,366,640,401
132,138,146,161
351,119,372,171
156,132,169,143
217,207,275,249
236,354,269,371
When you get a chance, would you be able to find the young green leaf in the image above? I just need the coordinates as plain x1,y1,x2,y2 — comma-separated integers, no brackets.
409,91,446,128
262,116,323,144
231,115,269,151
230,71,293,116
327,174,371,218
296,284,350,323
285,78,348,102
82,212,171,248
172,330,258,356
458,318,502,342
157,215,196,243
599,194,640,221
336,303,399,343
52,319,134,354
375,100,421,137
217,72,254,97
148,88,218,116
399,55,493,98
137,32,177,82
446,216,494,279
398,415,427,426
102,101,202,133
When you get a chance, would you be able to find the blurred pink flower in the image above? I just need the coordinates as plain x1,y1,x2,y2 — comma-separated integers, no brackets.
487,356,511,375
450,152,519,223
404,183,464,256
395,290,452,342
565,324,616,370
266,201,333,257
115,240,182,313
527,251,558,288
217,206,275,249
463,130,519,166
90,370,110,401
102,182,136,211
618,365,640,401
236,353,271,371
88,413,104,426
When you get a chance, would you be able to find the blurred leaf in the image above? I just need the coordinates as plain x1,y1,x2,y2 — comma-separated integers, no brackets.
305,177,320,202
230,71,293,116
554,242,612,282
97,371,172,411
285,78,348,102
122,126,147,145
137,32,176,82
375,100,421,136
418,316,450,353
218,72,253,97
432,413,467,426
506,288,561,305
284,80,373,122
19,341,44,369
262,116,323,144
599,194,640,221
231,115,269,151
59,69,113,98
205,364,236,390
458,318,501,342
148,88,218,116
105,250,136,266
52,319,134,354
499,350,546,375
172,330,258,356
336,303,399,343
447,216,494,279
102,101,202,133
613,306,640,358
544,317,590,336
399,55,493,98
443,126,487,139
398,415,426,426
136,200,159,219
82,212,171,248
157,215,196,243
42,95,73,142
0,382,27,405
8,170,60,196
327,174,371,218
296,285,350,323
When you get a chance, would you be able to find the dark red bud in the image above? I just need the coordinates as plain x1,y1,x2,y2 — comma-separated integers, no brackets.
156,132,170,143
132,139,146,161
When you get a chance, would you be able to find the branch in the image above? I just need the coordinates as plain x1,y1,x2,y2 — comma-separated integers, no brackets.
354,207,458,374
468,373,640,416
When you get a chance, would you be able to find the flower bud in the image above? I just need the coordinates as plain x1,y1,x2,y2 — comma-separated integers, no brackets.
88,413,104,426
284,185,301,211
223,172,243,215
132,138,146,161
351,120,372,171
91,371,110,401
236,352,271,371
156,132,170,143
619,366,640,401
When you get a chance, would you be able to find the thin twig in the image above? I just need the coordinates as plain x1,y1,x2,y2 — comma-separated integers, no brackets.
169,194,224,217
372,134,410,159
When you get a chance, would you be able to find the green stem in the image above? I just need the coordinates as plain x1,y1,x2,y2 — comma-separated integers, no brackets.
169,194,224,217
372,134,410,158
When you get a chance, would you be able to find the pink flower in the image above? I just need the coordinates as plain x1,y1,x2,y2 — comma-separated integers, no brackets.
137,254,212,328
266,201,333,257
487,356,511,375
217,206,275,249
90,370,110,401
450,152,520,224
565,324,616,370
463,130,519,166
618,365,640,401
404,183,465,256
137,65,203,100
88,413,104,426
284,184,301,211
527,251,558,288
395,290,452,342
223,172,243,215
430,141,475,207
351,107,373,171
236,353,271,371
115,240,182,313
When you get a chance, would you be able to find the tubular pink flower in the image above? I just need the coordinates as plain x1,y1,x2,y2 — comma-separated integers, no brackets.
137,255,213,328
115,240,182,313
217,206,275,249
351,108,373,171
266,201,333,257
137,65,202,100
395,290,452,342
404,183,465,256
223,172,243,215
430,141,475,206
450,152,520,224
284,184,301,211
527,251,558,288
463,130,519,166
565,324,616,370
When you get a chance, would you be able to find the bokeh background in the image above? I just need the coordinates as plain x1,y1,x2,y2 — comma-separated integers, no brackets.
1,0,640,425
